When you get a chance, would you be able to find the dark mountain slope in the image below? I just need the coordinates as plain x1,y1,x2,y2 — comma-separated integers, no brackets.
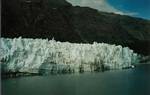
2,0,150,55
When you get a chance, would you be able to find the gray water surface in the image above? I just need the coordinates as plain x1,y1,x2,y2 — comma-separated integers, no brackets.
2,64,150,95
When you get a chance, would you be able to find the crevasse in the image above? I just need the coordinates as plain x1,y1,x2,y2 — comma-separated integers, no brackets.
0,37,140,74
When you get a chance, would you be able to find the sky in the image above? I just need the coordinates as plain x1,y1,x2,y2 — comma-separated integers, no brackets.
66,0,150,20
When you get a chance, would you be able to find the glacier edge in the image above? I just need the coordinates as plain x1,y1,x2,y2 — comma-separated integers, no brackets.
0,37,140,74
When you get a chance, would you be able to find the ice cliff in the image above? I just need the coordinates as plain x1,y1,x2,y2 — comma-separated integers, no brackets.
0,37,140,74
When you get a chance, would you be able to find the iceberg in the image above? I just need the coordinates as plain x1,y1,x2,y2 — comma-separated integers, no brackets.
0,37,140,74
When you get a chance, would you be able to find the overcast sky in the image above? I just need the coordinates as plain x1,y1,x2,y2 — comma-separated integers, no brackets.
66,0,150,20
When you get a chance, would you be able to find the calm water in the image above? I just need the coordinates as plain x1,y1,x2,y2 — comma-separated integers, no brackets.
2,64,150,95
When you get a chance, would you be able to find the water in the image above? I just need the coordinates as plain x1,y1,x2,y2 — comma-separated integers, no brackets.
2,64,150,95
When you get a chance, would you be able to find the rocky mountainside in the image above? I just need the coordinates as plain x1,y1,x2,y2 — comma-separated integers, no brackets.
2,0,150,55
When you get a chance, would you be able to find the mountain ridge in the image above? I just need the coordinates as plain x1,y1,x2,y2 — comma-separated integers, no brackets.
2,0,150,55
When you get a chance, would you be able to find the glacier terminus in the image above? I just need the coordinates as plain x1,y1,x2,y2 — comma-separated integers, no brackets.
0,37,140,75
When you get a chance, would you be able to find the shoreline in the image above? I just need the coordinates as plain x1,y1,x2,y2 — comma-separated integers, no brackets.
1,65,137,79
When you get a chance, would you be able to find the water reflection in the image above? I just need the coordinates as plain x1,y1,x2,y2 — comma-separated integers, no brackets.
2,65,150,95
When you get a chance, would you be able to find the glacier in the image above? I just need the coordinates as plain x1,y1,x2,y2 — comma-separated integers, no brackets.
0,37,140,74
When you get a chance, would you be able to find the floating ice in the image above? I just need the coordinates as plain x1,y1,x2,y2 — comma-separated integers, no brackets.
0,37,140,74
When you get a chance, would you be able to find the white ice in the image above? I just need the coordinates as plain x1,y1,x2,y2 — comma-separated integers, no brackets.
0,37,140,74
